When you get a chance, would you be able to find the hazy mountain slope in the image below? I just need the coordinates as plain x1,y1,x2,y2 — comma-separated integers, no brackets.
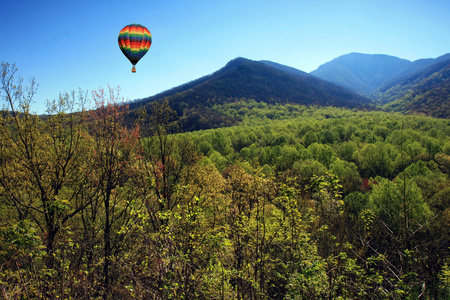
260,60,311,78
381,59,450,118
310,53,412,96
377,53,450,96
309,52,450,118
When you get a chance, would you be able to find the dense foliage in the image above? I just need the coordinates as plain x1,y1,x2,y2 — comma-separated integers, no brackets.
381,61,450,118
1,63,449,299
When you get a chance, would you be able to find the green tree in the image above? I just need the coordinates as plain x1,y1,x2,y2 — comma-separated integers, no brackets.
0,63,88,266
293,159,327,181
307,143,336,169
373,125,389,140
211,129,232,155
139,100,199,232
0,63,95,297
303,130,319,147
87,86,141,297
276,145,300,171
0,220,47,298
367,176,433,297
329,159,362,195
224,164,277,299
354,142,394,178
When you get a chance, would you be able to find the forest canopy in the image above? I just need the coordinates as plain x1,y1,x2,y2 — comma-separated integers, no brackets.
1,62,449,299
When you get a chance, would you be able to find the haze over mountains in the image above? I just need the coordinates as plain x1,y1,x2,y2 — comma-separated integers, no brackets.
129,52,449,131
310,52,450,118
310,52,450,96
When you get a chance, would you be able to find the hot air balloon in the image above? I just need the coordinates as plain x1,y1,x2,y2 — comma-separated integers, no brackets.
118,24,152,73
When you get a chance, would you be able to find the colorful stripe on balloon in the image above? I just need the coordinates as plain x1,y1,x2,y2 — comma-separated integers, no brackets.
118,23,152,65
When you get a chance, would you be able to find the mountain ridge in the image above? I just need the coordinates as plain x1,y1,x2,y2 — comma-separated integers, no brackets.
126,52,449,131
309,52,450,118
310,52,450,98
377,53,450,94
310,53,412,96
128,57,374,131
380,59,450,118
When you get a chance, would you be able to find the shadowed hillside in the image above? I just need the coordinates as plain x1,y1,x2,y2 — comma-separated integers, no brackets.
128,58,373,131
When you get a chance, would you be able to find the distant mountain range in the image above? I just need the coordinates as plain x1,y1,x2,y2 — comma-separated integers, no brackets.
310,52,450,118
310,52,450,95
379,59,450,118
127,52,449,131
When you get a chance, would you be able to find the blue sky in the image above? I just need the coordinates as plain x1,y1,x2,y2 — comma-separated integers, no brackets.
1,0,449,114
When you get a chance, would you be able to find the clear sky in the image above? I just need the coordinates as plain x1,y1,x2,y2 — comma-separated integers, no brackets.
1,0,449,114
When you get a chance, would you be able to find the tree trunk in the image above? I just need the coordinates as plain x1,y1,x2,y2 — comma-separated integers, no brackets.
103,189,111,299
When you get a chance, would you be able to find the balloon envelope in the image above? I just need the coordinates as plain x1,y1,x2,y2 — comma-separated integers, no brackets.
118,24,152,72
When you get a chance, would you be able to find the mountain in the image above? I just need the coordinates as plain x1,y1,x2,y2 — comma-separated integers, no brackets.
129,58,373,131
310,53,412,96
260,60,311,77
376,53,450,98
380,59,450,118
310,52,450,118
310,53,450,97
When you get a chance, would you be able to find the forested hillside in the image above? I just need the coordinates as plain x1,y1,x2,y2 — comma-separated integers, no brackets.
310,53,412,96
311,52,450,118
128,53,450,127
380,60,450,118
1,63,449,299
128,58,374,132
